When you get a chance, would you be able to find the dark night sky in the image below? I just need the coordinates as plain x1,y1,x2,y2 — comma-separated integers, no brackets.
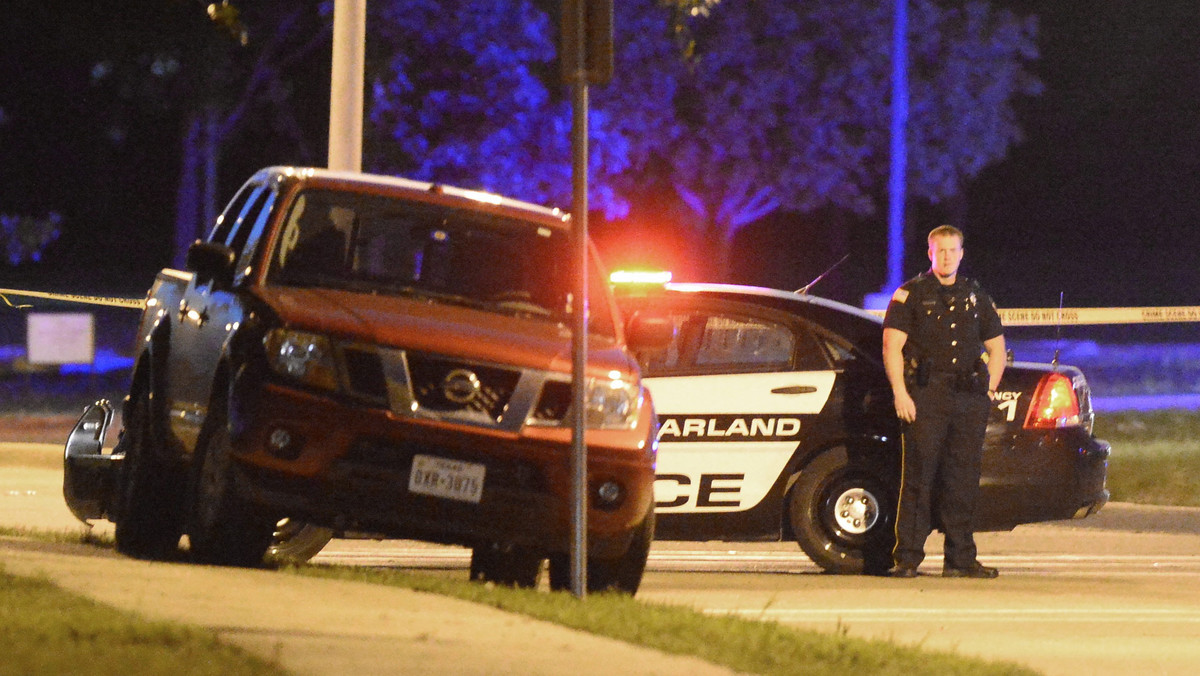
718,1,1200,313
966,1,1200,309
3,1,1200,316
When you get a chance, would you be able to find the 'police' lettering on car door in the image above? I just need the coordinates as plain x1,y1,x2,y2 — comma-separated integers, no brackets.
655,473,744,508
657,415,801,442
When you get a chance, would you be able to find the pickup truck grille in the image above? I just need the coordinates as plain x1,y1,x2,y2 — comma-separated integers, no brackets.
339,346,564,429
342,348,388,401
407,354,519,421
530,380,571,423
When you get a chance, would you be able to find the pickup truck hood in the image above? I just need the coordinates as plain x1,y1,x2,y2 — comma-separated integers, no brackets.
254,286,633,375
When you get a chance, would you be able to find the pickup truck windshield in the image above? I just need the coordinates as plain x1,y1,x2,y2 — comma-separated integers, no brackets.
267,188,614,336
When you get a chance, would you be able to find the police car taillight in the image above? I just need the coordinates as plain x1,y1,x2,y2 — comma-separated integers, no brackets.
1023,372,1081,429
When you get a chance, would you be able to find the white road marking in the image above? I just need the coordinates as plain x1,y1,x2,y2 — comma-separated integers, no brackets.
314,545,1200,576
710,607,1200,622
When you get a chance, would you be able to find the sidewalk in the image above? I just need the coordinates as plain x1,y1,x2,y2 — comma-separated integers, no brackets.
1,443,738,676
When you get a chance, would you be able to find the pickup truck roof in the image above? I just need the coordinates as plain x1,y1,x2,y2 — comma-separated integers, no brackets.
252,166,572,225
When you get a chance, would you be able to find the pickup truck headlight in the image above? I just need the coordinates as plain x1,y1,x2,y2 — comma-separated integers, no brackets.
264,329,339,391
585,375,644,430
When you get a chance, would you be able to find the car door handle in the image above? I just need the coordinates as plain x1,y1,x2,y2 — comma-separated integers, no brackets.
771,385,818,395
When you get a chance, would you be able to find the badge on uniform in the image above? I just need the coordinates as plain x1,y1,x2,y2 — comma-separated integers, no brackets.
892,288,909,303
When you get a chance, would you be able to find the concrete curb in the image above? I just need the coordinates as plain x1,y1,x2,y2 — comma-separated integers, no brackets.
1,445,739,676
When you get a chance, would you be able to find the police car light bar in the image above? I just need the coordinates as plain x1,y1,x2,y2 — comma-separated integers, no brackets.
609,270,673,285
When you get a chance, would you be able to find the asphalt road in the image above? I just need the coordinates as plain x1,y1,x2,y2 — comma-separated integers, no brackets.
5,440,1200,675
312,506,1200,676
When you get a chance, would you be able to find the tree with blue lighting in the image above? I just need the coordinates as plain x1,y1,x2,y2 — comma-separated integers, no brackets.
369,0,636,217
367,0,1041,278
657,0,1043,275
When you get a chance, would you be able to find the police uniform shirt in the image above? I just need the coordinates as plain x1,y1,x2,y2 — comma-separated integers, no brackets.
883,271,1004,373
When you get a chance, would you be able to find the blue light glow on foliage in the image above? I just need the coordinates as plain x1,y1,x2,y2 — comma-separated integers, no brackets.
365,0,1039,256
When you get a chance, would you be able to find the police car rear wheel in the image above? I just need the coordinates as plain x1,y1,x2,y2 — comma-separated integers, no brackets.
788,447,895,575
831,487,880,535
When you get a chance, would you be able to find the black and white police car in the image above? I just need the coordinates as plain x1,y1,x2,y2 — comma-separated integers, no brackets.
616,277,1111,574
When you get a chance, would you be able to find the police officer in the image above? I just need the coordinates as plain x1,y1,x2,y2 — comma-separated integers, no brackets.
882,225,1006,578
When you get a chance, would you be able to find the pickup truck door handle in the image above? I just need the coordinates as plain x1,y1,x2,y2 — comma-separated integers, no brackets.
178,300,209,327
771,385,818,395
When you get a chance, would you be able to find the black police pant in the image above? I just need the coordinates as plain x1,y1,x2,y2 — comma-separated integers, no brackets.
893,372,991,570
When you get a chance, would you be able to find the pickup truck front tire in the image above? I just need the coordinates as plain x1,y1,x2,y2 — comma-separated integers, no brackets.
188,400,276,567
469,543,543,588
548,512,654,594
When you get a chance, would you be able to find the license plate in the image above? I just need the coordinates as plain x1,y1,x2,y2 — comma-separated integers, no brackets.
408,454,485,503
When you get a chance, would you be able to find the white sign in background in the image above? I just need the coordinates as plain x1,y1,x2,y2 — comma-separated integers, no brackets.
26,312,95,365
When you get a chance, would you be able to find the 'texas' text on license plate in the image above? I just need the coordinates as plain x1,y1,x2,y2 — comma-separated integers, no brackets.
408,454,485,503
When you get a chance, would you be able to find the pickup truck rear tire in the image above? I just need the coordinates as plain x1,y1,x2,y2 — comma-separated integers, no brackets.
113,389,185,559
188,402,276,567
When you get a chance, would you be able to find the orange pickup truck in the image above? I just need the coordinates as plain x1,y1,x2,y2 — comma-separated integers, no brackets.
64,167,662,592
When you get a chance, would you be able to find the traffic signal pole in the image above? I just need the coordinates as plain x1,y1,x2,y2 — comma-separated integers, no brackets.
562,0,613,599
566,0,591,600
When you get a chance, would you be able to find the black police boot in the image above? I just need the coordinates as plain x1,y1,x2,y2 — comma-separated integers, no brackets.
942,561,999,579
888,564,919,578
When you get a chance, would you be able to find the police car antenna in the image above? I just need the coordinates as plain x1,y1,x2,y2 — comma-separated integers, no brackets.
1052,291,1064,367
795,254,850,295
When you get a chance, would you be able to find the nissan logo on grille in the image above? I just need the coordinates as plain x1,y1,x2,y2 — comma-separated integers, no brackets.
442,369,482,404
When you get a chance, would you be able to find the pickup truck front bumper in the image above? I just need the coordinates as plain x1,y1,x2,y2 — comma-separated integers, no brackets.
228,382,657,559
63,400,121,523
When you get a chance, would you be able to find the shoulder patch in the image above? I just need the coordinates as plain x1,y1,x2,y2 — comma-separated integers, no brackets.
891,288,909,303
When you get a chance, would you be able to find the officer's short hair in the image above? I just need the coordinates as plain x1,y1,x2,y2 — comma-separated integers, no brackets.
928,225,964,244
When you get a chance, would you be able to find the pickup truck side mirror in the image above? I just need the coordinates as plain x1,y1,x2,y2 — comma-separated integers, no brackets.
186,240,237,289
624,311,674,353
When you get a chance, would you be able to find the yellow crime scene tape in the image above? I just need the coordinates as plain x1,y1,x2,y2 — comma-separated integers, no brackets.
3,285,1198,326
0,288,144,310
859,306,1200,326
995,306,1200,326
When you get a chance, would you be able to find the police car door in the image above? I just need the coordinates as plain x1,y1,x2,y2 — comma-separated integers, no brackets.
643,300,836,517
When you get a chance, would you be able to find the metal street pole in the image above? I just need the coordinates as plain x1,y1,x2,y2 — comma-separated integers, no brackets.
568,0,590,600
885,0,909,294
328,0,365,172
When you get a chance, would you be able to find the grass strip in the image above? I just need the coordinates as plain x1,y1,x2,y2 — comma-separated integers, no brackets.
1107,448,1200,506
293,564,1037,676
0,565,284,676
2,527,1038,676
1095,410,1200,506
